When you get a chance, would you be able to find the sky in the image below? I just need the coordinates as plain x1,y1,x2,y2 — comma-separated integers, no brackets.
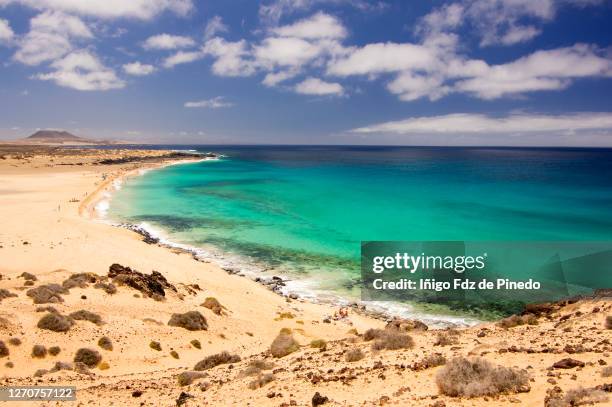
0,0,611,146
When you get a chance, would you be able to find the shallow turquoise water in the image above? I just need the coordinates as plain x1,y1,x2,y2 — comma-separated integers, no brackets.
107,146,612,320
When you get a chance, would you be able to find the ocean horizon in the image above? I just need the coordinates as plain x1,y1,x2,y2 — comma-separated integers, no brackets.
105,145,612,324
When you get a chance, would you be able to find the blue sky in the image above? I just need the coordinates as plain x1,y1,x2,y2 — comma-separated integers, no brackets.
0,0,611,146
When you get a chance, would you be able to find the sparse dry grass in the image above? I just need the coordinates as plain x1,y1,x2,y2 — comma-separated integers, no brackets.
436,357,530,397
177,371,207,386
201,297,224,315
26,284,67,304
168,311,208,331
345,348,364,362
498,314,538,329
0,289,17,301
241,359,275,377
248,373,275,390
32,345,47,358
434,331,459,346
73,348,102,368
8,337,21,346
270,330,300,358
194,351,240,371
69,310,103,325
310,339,327,350
98,336,113,351
37,312,74,332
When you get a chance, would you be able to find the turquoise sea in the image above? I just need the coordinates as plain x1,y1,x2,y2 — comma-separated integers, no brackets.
106,146,612,324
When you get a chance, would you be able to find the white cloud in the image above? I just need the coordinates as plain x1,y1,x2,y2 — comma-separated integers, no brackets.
123,62,155,76
254,36,323,68
262,69,299,86
35,50,125,91
350,112,612,136
327,42,438,76
143,33,195,50
184,96,234,108
258,0,385,25
162,50,203,68
0,18,14,43
294,77,343,95
13,11,92,66
387,72,449,101
0,0,193,20
202,37,255,76
204,15,228,40
499,25,541,46
272,12,346,39
454,44,612,99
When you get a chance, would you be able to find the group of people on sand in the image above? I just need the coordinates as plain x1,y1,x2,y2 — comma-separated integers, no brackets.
333,306,349,320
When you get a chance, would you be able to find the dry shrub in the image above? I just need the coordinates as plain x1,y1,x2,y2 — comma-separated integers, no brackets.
372,331,414,351
275,312,295,320
436,357,530,397
602,366,612,377
363,328,387,341
190,339,202,349
170,350,179,359
385,318,428,332
36,306,58,313
177,371,207,386
0,289,17,301
418,353,447,369
98,336,113,351
32,345,47,358
564,387,609,406
605,316,612,330
241,359,275,377
0,341,9,357
98,361,110,370
8,337,21,346
194,351,240,371
143,317,162,325
94,282,117,295
201,297,224,315
50,361,72,372
434,331,459,347
310,339,327,350
26,284,67,304
69,310,103,325
168,311,208,331
270,330,300,358
19,272,37,281
62,273,99,289
498,314,538,329
33,369,48,377
74,348,101,368
345,348,364,362
48,346,61,356
149,341,162,351
248,373,275,389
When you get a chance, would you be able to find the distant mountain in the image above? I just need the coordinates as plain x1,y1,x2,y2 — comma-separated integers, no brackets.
22,130,117,145
27,130,84,141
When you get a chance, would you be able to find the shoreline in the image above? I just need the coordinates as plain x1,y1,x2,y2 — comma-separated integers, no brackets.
1,145,611,406
93,156,479,328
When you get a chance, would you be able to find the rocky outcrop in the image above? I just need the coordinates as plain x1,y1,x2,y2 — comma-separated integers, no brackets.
108,263,176,298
